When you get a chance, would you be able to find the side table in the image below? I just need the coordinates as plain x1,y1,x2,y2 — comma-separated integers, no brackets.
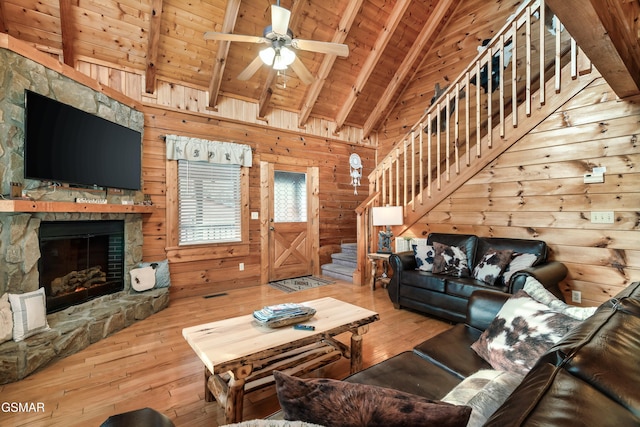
367,253,391,290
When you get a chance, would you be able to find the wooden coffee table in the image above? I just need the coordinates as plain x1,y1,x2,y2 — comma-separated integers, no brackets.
182,297,380,424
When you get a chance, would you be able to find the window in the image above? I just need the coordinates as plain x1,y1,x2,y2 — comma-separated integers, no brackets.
177,160,241,245
273,171,307,223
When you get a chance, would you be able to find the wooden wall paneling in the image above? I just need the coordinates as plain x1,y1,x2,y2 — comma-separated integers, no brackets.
407,77,640,306
141,105,374,299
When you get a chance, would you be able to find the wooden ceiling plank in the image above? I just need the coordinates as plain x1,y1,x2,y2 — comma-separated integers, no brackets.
333,0,412,133
546,0,640,98
208,0,242,108
298,0,363,128
58,0,75,67
362,0,460,138
145,0,163,94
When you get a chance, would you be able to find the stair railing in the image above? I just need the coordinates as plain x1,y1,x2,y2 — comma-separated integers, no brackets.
353,0,594,285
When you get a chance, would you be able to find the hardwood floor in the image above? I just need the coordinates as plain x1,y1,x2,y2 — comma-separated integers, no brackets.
0,279,452,427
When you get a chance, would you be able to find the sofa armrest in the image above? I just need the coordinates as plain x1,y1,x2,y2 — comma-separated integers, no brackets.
388,252,415,305
509,261,567,300
466,290,510,331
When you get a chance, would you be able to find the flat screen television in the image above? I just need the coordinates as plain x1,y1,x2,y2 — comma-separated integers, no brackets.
24,90,142,191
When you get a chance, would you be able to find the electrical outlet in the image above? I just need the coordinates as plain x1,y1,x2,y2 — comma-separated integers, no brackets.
571,290,582,304
590,211,614,224
239,263,245,271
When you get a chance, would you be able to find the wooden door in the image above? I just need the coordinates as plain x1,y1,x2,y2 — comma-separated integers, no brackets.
262,162,319,282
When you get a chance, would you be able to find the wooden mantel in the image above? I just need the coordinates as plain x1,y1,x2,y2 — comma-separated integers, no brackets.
0,200,155,214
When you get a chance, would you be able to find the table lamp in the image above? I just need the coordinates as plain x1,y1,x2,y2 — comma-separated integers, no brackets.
372,206,403,253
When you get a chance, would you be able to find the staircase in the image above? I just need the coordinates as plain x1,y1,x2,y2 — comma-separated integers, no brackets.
321,243,357,282
353,0,601,286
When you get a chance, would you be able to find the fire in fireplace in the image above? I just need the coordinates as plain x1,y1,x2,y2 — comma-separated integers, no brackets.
38,220,125,313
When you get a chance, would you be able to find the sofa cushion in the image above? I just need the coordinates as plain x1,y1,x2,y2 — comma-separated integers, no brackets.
433,242,471,277
472,248,513,286
485,363,640,427
344,351,462,400
400,270,446,293
442,370,525,427
470,290,581,375
445,278,508,299
413,323,491,379
274,371,472,427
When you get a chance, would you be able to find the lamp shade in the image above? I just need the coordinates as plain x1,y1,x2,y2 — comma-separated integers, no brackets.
372,206,403,226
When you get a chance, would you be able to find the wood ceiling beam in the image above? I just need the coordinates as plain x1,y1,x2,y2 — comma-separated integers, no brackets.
546,0,640,98
58,0,76,67
208,0,242,108
333,0,412,134
145,0,164,94
298,0,363,128
362,0,460,138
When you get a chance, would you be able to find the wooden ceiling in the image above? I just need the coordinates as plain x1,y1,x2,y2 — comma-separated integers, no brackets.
1,0,638,137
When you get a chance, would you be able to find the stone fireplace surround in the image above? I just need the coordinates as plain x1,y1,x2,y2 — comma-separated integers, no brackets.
0,47,168,384
0,212,169,384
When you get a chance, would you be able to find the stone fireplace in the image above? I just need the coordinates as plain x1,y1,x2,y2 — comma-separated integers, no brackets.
39,220,126,313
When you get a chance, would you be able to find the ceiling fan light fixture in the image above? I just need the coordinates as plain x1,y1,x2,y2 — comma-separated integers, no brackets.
259,47,276,65
279,46,296,66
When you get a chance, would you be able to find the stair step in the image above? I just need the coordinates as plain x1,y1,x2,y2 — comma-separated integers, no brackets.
340,242,357,256
321,263,355,283
331,252,357,268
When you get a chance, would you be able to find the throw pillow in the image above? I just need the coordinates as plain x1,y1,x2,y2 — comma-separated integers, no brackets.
523,276,597,320
138,259,171,288
442,369,525,427
470,290,581,375
0,293,14,344
273,371,472,427
8,288,50,342
432,242,470,277
501,252,538,284
472,248,513,286
130,266,156,292
412,239,435,272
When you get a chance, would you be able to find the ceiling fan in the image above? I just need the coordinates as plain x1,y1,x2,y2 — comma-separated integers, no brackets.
204,2,349,85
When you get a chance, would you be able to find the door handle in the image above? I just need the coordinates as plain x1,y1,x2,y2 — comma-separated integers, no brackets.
270,226,275,231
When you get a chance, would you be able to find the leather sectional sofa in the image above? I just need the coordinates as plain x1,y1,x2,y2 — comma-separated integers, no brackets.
342,281,640,426
388,233,568,322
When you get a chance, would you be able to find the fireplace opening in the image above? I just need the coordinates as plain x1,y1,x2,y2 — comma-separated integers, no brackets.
39,220,125,313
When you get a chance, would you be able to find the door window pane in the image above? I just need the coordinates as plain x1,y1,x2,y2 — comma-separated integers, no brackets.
274,171,307,223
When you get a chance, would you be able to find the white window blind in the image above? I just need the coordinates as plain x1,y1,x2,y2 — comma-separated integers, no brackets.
178,160,241,245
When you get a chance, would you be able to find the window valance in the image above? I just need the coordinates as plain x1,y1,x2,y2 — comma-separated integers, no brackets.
165,135,252,167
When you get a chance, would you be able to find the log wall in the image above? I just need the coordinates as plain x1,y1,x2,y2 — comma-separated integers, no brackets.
404,77,640,306
141,106,374,299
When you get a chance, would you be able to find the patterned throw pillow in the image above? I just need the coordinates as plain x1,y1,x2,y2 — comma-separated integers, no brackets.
274,371,472,427
523,276,597,320
412,239,435,272
432,242,470,277
138,259,172,288
442,370,525,427
472,248,513,285
8,288,50,342
470,290,581,375
501,252,538,284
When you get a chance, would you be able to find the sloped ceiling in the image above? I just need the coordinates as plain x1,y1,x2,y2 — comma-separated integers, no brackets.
1,0,637,139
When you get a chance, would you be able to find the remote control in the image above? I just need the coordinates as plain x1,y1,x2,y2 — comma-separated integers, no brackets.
293,324,315,331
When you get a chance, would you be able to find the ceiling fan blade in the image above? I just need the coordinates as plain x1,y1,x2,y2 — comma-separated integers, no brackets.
291,39,349,57
204,32,268,44
271,5,291,35
290,57,314,85
237,56,265,81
